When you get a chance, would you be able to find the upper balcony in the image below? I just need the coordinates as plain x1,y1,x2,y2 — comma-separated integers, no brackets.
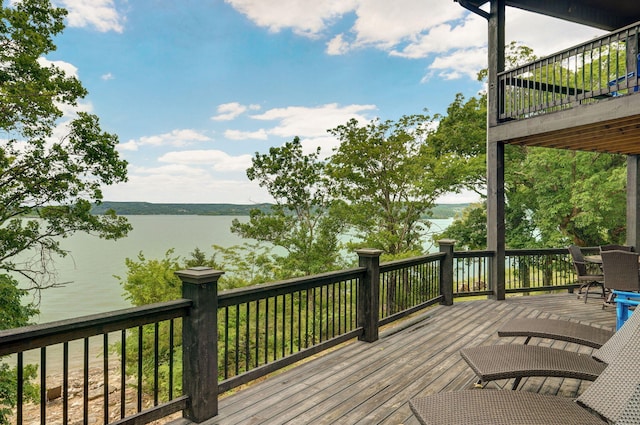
490,20,640,155
459,1,640,155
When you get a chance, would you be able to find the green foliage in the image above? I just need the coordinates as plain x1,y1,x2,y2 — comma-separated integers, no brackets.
0,0,130,293
114,244,280,397
0,274,38,329
436,145,626,250
327,114,455,255
0,363,38,425
436,203,487,250
231,137,345,275
516,149,626,246
117,250,183,305
435,42,627,250
427,93,487,194
206,243,280,287
114,250,187,400
0,0,76,139
0,275,39,424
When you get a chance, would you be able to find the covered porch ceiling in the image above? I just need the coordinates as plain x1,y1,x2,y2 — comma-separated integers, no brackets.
488,89,640,156
456,0,640,31
506,114,640,155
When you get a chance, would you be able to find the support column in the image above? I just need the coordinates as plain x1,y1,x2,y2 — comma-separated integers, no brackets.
627,155,640,250
488,141,505,300
356,249,383,343
176,267,224,422
487,0,506,300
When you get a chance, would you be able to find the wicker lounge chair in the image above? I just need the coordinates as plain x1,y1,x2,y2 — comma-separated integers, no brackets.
410,309,640,425
568,244,605,303
497,317,614,348
460,301,640,390
460,344,606,390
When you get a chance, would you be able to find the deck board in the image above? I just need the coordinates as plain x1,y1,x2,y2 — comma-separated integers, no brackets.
193,293,615,425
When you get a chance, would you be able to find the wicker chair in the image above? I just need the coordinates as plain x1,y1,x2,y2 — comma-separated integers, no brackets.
568,245,605,303
601,250,640,309
409,309,640,425
600,244,633,252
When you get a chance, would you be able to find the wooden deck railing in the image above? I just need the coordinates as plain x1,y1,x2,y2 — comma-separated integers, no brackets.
0,243,591,424
0,300,191,424
498,21,640,120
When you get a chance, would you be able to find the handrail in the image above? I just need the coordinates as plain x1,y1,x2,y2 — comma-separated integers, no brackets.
218,267,366,306
0,299,191,356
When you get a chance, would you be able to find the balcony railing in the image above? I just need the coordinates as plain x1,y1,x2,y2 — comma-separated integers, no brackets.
498,21,640,121
0,243,589,424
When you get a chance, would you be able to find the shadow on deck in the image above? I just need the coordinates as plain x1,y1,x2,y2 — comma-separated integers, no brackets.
190,293,615,425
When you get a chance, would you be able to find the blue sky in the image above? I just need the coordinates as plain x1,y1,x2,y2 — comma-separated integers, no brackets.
43,0,605,204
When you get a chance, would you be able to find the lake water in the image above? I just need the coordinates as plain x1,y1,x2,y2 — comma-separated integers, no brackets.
24,215,452,324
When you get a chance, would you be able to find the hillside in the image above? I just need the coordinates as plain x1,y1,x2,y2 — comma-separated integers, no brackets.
91,202,272,216
92,201,470,218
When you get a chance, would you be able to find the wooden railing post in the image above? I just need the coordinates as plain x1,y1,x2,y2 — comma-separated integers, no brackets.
356,249,383,342
438,239,455,306
175,267,224,423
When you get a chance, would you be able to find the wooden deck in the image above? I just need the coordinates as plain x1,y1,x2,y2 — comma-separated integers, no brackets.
194,293,616,425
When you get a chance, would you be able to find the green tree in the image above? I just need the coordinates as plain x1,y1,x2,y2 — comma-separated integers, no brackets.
0,0,130,294
327,114,459,256
114,245,279,396
436,42,627,249
427,93,487,196
517,149,626,246
437,203,487,250
231,137,345,276
1,1,129,420
0,275,39,424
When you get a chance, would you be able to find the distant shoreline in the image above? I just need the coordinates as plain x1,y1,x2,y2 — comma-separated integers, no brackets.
91,201,470,219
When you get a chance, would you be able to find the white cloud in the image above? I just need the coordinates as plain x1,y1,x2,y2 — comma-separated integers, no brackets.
349,0,464,50
158,150,253,172
224,0,357,37
122,129,211,151
102,164,269,203
101,72,115,80
223,0,606,84
117,140,139,152
505,9,605,58
59,0,125,33
326,34,350,55
299,135,340,159
390,15,486,59
427,48,488,81
250,103,377,138
437,188,482,204
38,57,79,78
224,129,269,140
212,102,249,121
421,9,604,82
138,129,210,146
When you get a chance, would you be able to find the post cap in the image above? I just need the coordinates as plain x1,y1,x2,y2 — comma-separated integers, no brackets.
175,267,224,284
355,248,384,257
437,239,457,245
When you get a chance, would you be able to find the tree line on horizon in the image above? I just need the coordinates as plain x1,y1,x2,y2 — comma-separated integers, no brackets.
89,201,468,219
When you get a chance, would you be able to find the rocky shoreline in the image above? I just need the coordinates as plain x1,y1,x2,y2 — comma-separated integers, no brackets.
10,361,181,425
